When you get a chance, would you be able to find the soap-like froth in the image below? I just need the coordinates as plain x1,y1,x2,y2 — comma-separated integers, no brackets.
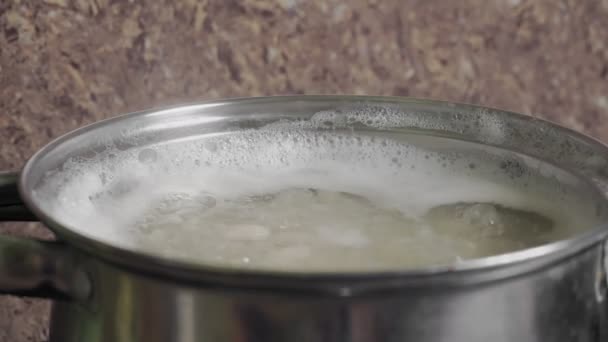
32,118,601,270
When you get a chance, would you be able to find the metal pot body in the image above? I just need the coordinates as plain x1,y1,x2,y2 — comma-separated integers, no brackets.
0,96,607,342
48,243,607,342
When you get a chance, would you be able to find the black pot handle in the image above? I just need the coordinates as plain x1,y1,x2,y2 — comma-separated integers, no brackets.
0,171,90,300
0,172,38,221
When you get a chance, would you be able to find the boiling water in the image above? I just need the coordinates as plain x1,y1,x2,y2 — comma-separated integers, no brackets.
133,188,558,271
34,114,605,271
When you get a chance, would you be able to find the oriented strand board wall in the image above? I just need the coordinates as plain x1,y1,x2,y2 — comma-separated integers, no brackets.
1,0,607,340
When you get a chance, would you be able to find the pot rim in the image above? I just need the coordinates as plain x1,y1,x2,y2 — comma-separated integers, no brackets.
18,95,608,293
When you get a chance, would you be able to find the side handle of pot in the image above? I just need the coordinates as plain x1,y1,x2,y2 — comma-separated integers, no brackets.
0,171,90,300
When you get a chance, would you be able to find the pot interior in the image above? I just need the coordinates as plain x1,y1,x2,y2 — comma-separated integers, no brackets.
23,97,608,273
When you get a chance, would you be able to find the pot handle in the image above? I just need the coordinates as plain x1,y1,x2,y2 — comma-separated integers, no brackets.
0,171,90,300
0,172,38,221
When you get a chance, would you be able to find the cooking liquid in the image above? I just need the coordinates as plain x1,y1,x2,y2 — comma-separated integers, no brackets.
37,118,606,271
132,187,558,271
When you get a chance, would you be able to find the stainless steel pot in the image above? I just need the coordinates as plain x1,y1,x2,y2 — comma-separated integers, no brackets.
1,96,608,342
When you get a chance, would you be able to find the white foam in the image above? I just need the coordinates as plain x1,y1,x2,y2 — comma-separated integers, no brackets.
32,113,602,266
